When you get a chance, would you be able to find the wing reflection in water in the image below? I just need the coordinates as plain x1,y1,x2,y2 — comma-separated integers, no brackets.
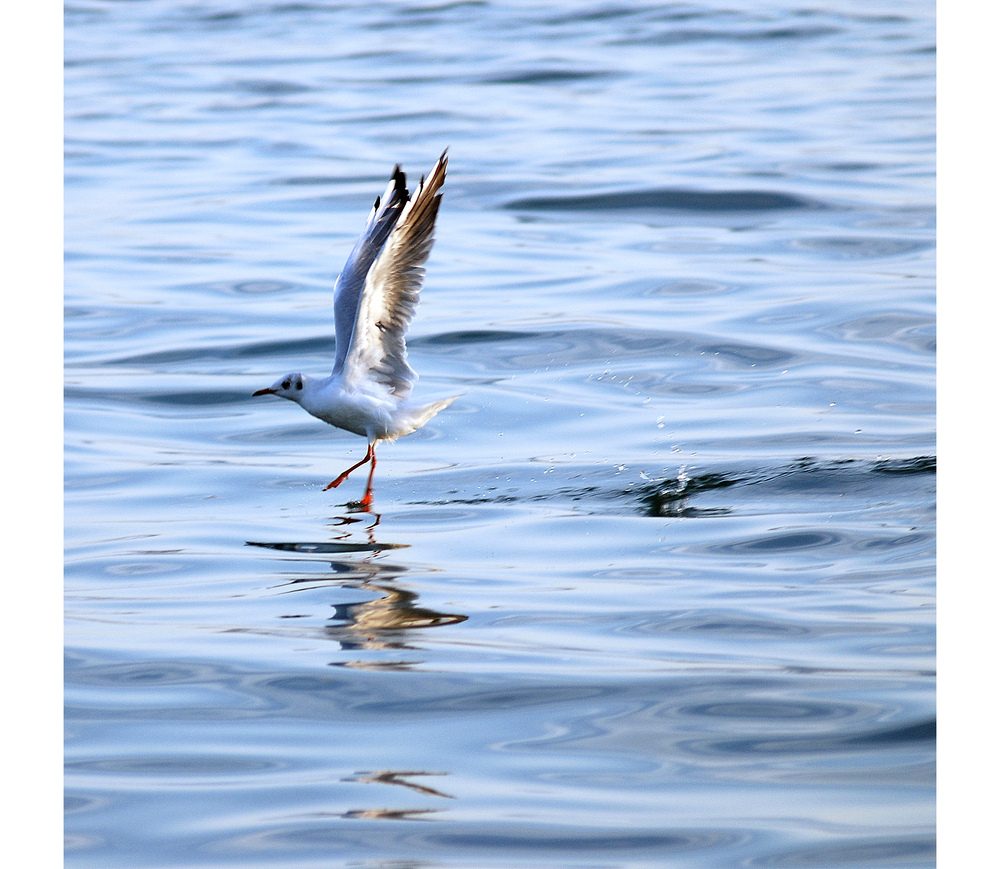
343,770,454,800
338,808,441,820
327,582,467,651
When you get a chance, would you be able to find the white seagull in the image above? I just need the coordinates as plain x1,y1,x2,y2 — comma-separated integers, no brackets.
253,152,458,507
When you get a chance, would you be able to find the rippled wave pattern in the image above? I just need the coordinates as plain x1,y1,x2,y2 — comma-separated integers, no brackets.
66,2,934,867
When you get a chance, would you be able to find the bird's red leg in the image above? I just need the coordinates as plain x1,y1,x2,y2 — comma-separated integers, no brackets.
358,446,378,509
323,443,373,491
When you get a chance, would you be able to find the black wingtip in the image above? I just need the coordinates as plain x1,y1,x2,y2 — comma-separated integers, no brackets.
392,164,407,198
372,194,380,211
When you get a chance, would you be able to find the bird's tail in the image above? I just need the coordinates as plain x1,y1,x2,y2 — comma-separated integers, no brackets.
390,394,462,440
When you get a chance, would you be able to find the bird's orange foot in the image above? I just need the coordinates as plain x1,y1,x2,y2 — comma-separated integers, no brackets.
323,475,348,491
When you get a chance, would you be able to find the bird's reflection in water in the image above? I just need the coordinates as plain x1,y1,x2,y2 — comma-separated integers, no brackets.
327,771,453,820
247,513,463,820
246,511,467,661
247,512,460,821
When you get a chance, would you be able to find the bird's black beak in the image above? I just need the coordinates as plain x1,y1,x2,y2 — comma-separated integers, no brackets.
252,388,276,397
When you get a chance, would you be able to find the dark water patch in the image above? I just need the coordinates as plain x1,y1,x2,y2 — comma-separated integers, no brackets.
745,457,936,501
270,174,354,187
105,335,334,368
416,326,699,372
774,456,934,484
825,313,936,356
792,236,932,260
227,78,314,96
872,456,936,476
339,109,459,126
616,25,842,47
238,820,744,855
690,717,935,758
817,161,883,173
586,336,799,382
704,341,795,367
414,456,935,523
847,14,913,25
640,457,934,519
197,9,247,23
723,530,840,554
636,614,812,639
64,135,247,153
420,328,540,346
66,753,285,776
365,4,489,29
363,683,615,716
426,826,738,855
189,4,349,25
683,700,859,722
66,658,225,689
235,422,339,445
65,384,252,409
751,835,935,867
478,68,619,85
64,793,108,815
400,1,489,13
639,278,734,297
704,528,933,561
624,377,741,399
180,279,303,296
506,187,820,213
542,5,654,25
843,719,935,746
64,471,137,493
73,669,634,723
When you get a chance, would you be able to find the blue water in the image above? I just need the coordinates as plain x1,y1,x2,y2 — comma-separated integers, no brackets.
65,2,935,867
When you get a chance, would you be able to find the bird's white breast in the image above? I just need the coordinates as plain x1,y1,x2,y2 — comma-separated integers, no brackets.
300,378,396,440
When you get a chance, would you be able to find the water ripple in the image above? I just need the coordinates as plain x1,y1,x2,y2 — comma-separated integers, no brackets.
506,188,821,213
750,835,935,867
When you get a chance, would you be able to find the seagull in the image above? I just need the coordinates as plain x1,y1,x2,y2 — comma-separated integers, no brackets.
253,152,458,507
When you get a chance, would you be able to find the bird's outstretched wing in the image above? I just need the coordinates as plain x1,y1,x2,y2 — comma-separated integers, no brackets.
331,165,409,377
340,151,447,399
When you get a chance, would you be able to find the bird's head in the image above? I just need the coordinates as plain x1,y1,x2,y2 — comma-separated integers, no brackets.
253,373,307,402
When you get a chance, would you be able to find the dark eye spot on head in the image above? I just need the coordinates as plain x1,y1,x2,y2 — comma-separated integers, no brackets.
282,380,290,390
295,380,303,390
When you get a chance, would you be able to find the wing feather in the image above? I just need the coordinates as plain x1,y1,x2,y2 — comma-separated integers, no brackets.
331,166,408,375
341,152,448,398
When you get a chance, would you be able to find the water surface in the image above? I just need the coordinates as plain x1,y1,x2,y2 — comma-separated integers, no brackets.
65,2,935,866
